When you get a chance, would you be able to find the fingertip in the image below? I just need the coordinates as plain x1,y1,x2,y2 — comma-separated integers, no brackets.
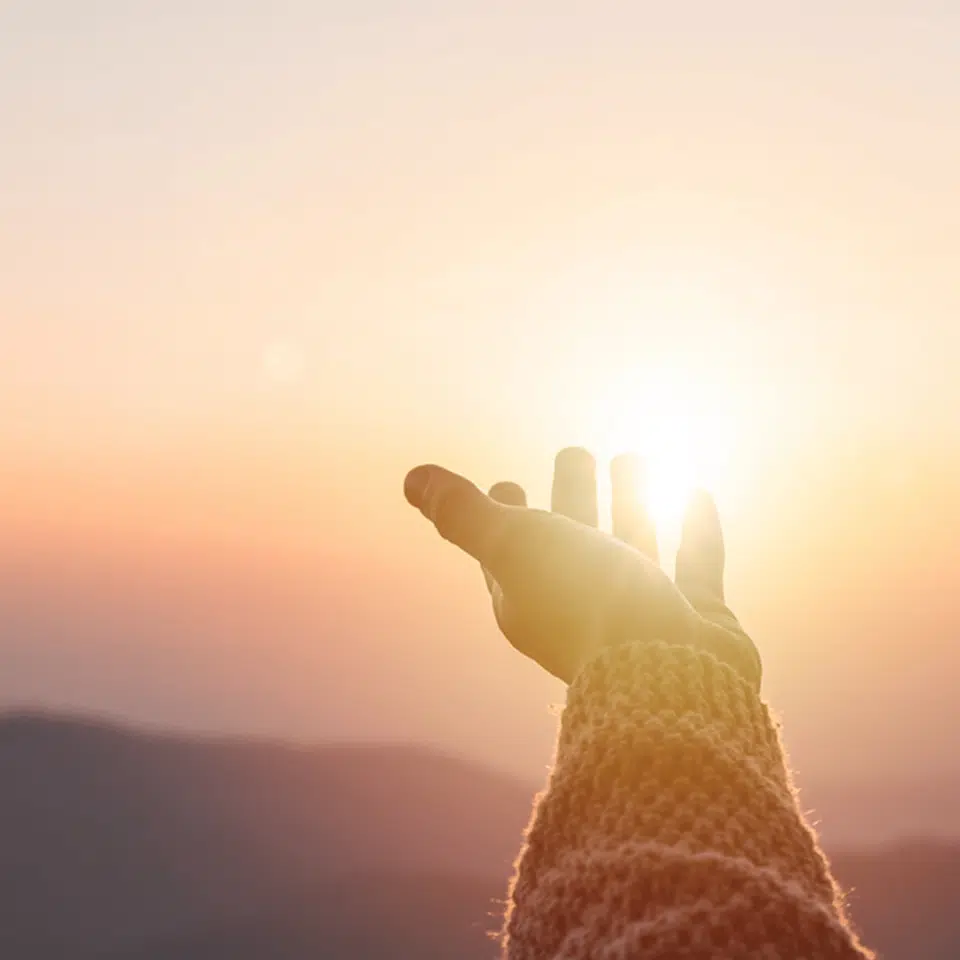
681,490,723,552
677,486,725,592
683,488,720,530
610,452,643,488
690,487,715,507
552,447,599,526
403,464,436,509
554,446,596,472
489,481,527,507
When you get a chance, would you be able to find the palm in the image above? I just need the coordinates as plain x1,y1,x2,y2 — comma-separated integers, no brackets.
404,449,759,689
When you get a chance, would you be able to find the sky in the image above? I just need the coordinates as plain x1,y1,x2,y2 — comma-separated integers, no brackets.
1,1,959,815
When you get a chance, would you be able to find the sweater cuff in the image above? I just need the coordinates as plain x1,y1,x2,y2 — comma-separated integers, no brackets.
560,641,784,781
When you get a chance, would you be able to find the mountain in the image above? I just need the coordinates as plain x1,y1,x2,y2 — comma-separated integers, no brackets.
838,842,960,960
0,712,957,959
800,776,960,849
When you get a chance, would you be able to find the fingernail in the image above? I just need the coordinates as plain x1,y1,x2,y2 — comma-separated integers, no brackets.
404,466,432,508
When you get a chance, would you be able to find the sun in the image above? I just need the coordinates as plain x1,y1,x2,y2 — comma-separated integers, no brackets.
590,368,737,545
641,422,702,532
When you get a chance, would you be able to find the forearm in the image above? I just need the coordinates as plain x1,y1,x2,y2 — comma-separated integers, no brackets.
503,642,873,959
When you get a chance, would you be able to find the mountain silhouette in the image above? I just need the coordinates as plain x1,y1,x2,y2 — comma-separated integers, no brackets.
0,712,957,959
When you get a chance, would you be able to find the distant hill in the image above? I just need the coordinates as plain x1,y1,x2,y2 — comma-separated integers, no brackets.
800,776,960,849
0,712,957,960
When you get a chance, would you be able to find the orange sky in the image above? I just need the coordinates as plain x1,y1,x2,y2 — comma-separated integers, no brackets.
1,2,958,792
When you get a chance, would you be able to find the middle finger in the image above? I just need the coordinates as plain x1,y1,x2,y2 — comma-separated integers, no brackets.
551,447,599,527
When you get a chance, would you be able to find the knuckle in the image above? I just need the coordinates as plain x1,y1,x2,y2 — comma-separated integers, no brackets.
431,483,467,542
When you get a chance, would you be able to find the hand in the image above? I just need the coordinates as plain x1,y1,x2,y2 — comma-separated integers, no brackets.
404,450,760,689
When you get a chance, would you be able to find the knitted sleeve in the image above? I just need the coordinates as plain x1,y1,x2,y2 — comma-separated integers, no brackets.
502,641,874,959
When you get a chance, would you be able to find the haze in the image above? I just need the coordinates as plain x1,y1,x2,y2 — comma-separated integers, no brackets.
1,1,958,810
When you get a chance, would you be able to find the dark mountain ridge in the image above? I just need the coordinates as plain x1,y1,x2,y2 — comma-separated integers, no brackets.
0,712,957,959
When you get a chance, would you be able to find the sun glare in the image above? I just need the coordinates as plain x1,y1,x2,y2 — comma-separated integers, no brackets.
591,369,737,546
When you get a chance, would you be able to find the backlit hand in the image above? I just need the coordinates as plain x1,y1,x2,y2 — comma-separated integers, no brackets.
404,449,760,688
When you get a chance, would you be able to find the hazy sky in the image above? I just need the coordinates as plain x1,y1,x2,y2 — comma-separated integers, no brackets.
1,2,958,813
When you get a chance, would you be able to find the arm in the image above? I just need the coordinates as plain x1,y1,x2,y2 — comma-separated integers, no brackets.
403,450,875,959
504,641,872,958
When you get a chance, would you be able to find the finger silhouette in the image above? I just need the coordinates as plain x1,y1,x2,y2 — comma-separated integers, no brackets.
489,481,527,508
551,447,598,527
482,482,528,592
610,453,659,561
675,489,725,609
404,465,508,568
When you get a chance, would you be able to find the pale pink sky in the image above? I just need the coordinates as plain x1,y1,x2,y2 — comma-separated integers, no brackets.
0,2,958,801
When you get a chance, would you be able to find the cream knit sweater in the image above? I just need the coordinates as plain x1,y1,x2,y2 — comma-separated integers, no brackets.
503,641,874,958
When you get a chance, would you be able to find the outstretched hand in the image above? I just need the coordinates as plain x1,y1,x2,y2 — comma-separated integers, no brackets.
404,449,760,689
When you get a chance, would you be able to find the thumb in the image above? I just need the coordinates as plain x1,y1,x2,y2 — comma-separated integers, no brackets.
404,464,510,567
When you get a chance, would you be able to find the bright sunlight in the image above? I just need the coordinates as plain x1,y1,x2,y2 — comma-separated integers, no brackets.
590,367,738,545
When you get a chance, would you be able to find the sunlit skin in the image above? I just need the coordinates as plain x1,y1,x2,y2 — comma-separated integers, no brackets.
404,448,759,689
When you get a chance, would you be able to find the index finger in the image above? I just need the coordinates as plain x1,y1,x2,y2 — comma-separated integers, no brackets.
551,447,599,527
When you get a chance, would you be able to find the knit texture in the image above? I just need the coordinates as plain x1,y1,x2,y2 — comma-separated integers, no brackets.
503,642,874,958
